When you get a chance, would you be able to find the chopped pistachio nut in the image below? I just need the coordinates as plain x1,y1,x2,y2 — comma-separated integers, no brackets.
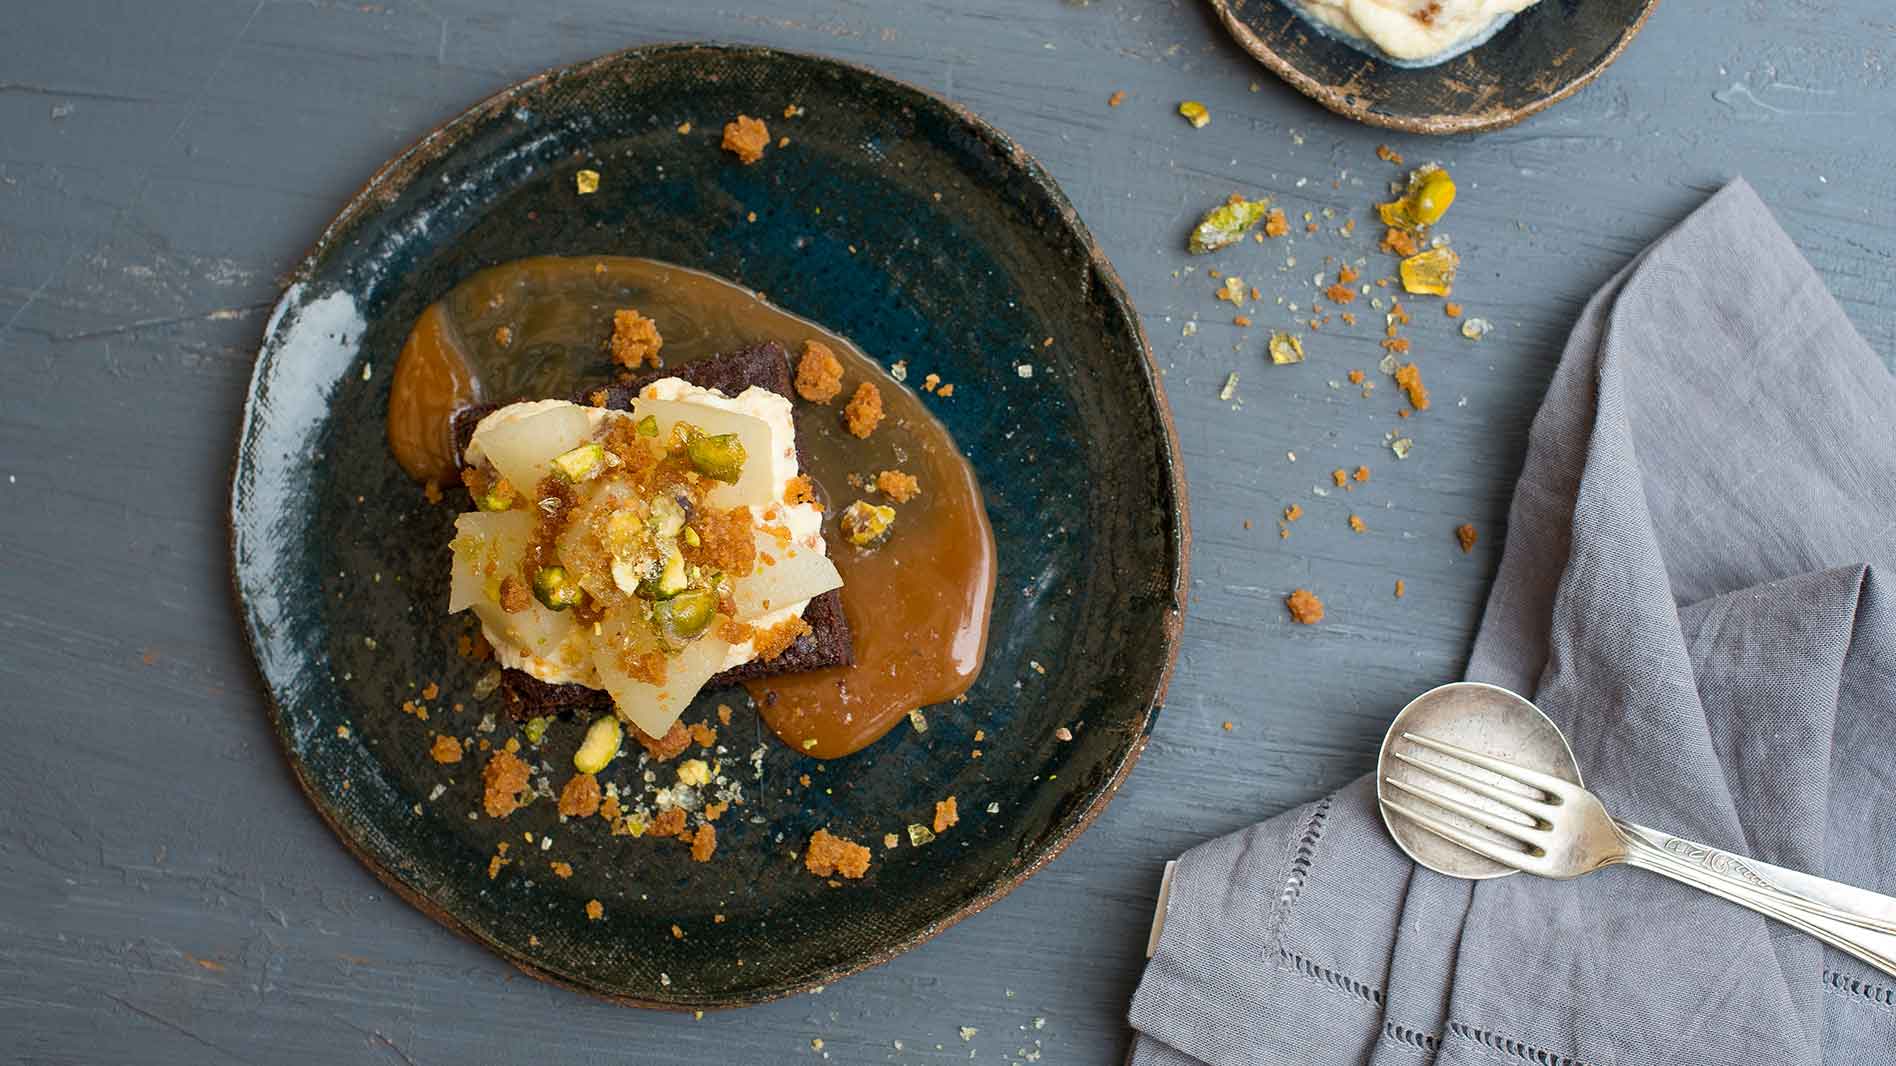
1269,332,1306,366
1187,196,1272,254
523,716,551,745
1219,372,1239,401
1399,248,1460,296
840,500,896,547
477,477,517,512
654,587,718,641
908,709,928,733
1178,100,1210,128
532,566,584,611
676,759,711,787
635,414,659,437
551,442,606,482
1391,437,1414,460
1461,317,1493,340
685,432,747,483
573,715,622,773
907,824,937,846
1377,164,1455,230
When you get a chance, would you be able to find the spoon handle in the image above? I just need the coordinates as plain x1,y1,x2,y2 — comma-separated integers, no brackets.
1616,819,1896,977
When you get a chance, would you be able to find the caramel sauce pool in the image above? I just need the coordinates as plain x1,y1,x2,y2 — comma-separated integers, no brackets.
387,256,997,758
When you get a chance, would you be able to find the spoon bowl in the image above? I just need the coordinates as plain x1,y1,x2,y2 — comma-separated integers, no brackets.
1376,682,1583,879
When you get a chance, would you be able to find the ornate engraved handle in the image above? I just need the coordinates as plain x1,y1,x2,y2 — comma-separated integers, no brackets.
1617,820,1896,978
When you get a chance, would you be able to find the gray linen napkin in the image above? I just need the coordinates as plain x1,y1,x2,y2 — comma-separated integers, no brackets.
1130,178,1896,1066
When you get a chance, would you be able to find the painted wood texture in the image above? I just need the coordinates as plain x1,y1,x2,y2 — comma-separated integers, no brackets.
1,1,1890,1062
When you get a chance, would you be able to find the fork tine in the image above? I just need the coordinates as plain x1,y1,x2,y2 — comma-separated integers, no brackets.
1391,751,1555,816
1381,795,1539,871
1400,732,1573,795
1382,777,1544,845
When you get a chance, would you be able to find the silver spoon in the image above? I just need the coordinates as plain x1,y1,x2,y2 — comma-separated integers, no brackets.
1377,681,1896,978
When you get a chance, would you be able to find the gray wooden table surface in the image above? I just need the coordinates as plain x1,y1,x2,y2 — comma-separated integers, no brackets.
2,1,1891,1063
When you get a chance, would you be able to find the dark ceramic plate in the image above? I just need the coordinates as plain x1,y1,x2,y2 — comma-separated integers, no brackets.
229,44,1187,1008
1213,0,1659,133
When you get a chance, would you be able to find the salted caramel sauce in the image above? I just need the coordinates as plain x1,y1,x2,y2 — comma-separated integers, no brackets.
386,303,479,483
387,256,996,758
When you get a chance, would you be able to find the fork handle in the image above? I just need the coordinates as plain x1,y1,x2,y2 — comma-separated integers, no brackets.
1616,820,1896,978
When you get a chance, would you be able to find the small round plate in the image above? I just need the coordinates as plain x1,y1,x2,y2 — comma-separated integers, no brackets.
230,43,1188,1009
1376,682,1582,879
1211,0,1660,134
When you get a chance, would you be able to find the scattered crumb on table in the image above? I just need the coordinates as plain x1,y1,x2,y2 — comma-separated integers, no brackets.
1286,589,1325,625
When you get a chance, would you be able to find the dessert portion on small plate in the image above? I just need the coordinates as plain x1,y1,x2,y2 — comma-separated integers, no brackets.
1210,0,1659,133
1289,0,1542,67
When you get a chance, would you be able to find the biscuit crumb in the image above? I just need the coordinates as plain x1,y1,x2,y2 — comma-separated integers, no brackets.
558,773,602,818
1376,144,1405,165
795,340,845,402
753,616,813,662
1284,503,1303,522
690,824,717,863
585,899,604,920
874,469,920,503
933,796,959,833
1349,514,1367,533
1455,523,1478,553
1395,579,1406,598
1395,362,1430,410
717,704,734,726
1353,466,1370,482
1108,90,1126,107
429,734,463,765
637,721,691,761
481,750,531,818
689,721,718,748
1264,208,1289,238
1286,588,1325,625
498,576,531,613
649,807,686,839
805,829,871,879
1381,227,1420,257
783,474,818,508
843,382,884,438
550,861,573,879
721,115,769,164
1445,302,1463,318
610,309,663,369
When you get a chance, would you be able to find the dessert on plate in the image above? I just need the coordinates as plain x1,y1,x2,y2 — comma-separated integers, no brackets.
389,255,997,760
1291,0,1542,65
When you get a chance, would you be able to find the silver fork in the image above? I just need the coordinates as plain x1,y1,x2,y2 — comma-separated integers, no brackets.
1380,732,1896,978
